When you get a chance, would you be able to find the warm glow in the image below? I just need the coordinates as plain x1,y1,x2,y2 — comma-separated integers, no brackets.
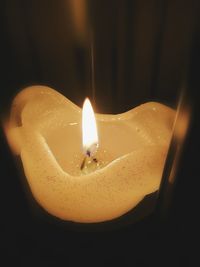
82,98,98,156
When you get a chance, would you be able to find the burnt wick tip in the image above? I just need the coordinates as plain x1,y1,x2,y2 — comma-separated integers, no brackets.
86,150,91,157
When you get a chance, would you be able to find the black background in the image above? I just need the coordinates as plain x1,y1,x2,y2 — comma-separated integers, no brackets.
0,1,200,266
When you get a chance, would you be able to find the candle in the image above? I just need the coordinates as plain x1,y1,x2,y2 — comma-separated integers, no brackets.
5,85,175,223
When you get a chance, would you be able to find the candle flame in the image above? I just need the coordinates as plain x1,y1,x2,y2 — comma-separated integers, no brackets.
82,98,98,156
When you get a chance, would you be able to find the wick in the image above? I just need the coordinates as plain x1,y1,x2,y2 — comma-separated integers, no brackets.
86,150,91,157
80,155,98,170
80,157,87,170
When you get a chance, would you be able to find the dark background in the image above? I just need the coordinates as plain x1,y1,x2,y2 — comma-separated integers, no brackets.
0,0,200,266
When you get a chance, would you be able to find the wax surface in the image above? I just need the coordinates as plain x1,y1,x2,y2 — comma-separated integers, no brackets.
6,86,175,223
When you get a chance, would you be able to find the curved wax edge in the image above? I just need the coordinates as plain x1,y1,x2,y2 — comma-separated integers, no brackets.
21,131,167,222
6,86,175,223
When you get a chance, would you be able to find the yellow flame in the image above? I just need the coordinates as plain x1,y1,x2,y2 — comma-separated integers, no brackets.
82,98,98,156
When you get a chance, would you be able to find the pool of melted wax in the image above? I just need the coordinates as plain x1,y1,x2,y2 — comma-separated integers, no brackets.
66,149,112,176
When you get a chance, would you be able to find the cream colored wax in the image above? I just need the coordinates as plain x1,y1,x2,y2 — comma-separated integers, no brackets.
5,86,175,223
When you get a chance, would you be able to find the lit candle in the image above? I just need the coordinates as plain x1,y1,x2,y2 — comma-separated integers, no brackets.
5,85,175,223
